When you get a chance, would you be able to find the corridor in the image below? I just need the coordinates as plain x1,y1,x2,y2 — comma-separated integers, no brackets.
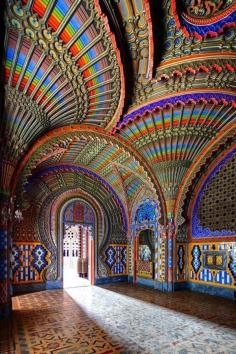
1,284,236,353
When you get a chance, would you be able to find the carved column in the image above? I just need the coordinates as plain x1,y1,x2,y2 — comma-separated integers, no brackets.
157,219,176,292
133,234,138,284
154,221,162,287
167,220,175,291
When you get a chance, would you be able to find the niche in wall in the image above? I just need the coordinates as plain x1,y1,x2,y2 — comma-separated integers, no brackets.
137,229,155,279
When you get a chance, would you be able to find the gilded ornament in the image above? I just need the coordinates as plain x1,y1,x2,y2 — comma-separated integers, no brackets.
25,27,35,39
13,4,24,17
38,39,47,50
49,50,58,61
29,15,39,29
64,53,72,65
11,19,21,29
59,61,66,71
71,65,78,75
43,29,53,42
55,41,63,53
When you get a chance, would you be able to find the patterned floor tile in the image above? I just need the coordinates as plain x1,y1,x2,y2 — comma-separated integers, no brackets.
1,283,236,353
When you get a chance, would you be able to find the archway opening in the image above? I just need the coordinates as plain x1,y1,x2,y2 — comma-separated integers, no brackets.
62,200,95,288
136,229,155,280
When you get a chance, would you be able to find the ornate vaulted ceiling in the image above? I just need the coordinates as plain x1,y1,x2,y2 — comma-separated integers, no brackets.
14,127,161,218
22,167,128,238
2,0,236,225
3,0,124,162
114,96,236,203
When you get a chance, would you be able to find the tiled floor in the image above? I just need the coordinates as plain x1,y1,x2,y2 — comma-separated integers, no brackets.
1,283,236,353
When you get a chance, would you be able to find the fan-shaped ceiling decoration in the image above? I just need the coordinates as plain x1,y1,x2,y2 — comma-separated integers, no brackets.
3,0,124,162
115,93,236,215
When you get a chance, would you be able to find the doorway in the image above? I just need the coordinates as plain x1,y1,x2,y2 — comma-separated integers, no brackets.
62,200,95,288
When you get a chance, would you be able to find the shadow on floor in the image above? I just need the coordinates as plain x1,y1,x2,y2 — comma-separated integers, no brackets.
1,289,144,354
0,317,15,354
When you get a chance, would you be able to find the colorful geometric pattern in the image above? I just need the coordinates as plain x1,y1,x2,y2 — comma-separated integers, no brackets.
116,94,236,203
189,243,236,288
104,245,127,275
115,93,236,132
2,0,236,304
116,166,145,203
11,245,21,273
3,0,123,170
132,199,160,238
26,164,128,232
137,260,153,279
6,285,236,354
12,242,51,283
168,238,173,269
215,271,232,286
199,269,213,282
104,246,116,269
192,149,236,237
136,201,157,223
177,245,185,274
191,245,201,274
31,245,49,273
64,200,95,225
203,251,227,270
11,290,128,353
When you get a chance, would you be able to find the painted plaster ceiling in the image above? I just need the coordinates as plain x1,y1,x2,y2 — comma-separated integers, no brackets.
114,97,236,201
2,0,236,222
15,128,159,217
3,0,123,161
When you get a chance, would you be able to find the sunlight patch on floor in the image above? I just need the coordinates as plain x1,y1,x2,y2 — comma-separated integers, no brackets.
63,258,90,288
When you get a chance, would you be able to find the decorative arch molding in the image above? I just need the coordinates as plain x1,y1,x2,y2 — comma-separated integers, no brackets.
4,0,125,139
58,197,97,285
129,187,165,235
27,164,128,233
51,190,103,246
131,198,161,238
39,188,109,284
188,144,236,239
12,125,166,216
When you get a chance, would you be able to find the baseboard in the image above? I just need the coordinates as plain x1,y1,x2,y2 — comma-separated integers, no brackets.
154,281,174,292
174,281,189,291
95,275,128,285
137,277,154,288
13,280,62,294
189,282,236,300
